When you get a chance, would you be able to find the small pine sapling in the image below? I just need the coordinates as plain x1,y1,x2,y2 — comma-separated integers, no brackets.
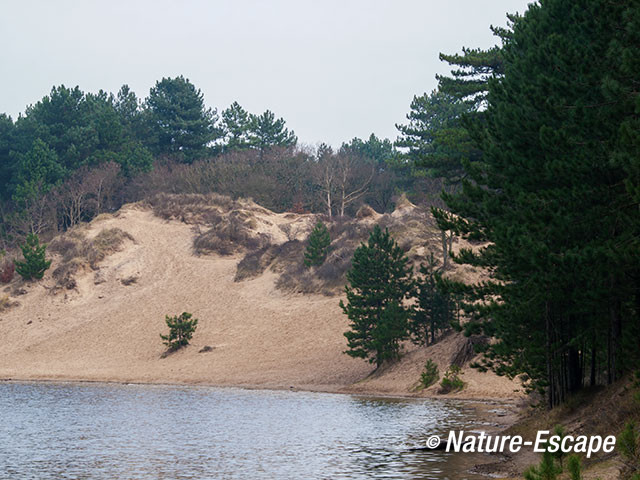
160,312,199,352
304,221,331,267
15,234,52,280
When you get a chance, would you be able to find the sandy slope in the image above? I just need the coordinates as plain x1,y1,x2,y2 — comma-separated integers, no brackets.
0,204,519,399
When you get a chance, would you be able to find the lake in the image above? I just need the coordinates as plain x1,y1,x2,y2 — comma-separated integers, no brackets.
0,382,494,479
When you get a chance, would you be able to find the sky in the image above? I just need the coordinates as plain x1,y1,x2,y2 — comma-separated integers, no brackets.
0,0,532,147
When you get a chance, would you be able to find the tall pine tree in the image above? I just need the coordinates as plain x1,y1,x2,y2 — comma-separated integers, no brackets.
145,76,219,162
434,0,640,406
341,225,414,368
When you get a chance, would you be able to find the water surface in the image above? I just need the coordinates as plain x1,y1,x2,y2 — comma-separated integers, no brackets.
0,382,492,479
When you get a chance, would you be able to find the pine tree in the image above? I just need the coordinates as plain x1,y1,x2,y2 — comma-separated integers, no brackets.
247,110,297,159
397,15,520,186
433,0,640,406
15,233,52,280
395,89,479,185
304,221,330,267
145,76,219,162
341,225,414,368
220,101,252,152
411,253,451,346
160,312,198,351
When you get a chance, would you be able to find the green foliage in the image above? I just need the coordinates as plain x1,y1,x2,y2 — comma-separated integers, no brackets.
431,0,640,406
567,454,582,480
410,253,451,345
419,359,439,388
340,134,395,167
618,421,640,469
247,109,297,157
549,425,566,467
12,139,65,206
396,89,480,184
14,233,51,280
523,451,562,480
220,102,252,151
0,113,15,199
146,76,219,162
440,364,464,393
160,312,199,351
341,225,414,368
304,221,331,267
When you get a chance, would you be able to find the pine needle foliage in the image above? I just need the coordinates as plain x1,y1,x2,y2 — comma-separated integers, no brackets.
304,221,331,267
341,225,413,368
160,312,198,352
15,233,51,280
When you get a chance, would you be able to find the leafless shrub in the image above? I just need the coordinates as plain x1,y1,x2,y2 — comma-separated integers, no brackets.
0,257,15,283
148,192,237,224
51,162,121,229
193,215,269,256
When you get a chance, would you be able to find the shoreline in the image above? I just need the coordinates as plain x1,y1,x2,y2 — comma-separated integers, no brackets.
0,374,524,407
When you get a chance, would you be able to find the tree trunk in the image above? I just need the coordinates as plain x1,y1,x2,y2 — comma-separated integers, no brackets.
590,335,597,387
441,231,448,269
546,302,554,409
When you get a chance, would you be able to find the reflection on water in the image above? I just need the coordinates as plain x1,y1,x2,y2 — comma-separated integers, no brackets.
0,382,492,479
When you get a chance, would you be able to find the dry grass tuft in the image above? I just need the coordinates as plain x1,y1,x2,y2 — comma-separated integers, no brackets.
49,228,134,290
193,211,269,256
88,228,134,268
394,192,415,210
0,294,18,312
355,204,378,219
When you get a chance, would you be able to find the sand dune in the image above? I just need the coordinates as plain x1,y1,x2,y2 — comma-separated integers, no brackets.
0,203,519,399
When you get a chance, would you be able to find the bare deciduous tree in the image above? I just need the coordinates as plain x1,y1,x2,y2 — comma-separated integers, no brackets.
335,151,373,217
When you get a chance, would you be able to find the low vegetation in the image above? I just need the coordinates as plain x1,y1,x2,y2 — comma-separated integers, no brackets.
160,312,198,352
15,234,51,280
0,294,17,312
49,227,133,290
618,421,640,475
439,365,464,393
0,251,15,283
303,221,330,267
419,359,439,389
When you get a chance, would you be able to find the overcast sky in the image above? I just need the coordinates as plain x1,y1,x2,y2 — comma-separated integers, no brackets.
1,0,531,147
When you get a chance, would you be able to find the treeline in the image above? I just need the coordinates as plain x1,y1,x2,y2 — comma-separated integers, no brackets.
0,77,443,249
397,0,640,407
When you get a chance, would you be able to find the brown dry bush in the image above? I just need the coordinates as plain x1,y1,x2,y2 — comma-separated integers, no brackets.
271,232,355,295
234,246,275,281
275,268,319,294
148,193,237,224
234,240,305,282
269,207,438,295
0,258,15,283
193,216,269,256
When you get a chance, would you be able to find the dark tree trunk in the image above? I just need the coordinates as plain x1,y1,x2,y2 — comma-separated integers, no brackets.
590,335,597,387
